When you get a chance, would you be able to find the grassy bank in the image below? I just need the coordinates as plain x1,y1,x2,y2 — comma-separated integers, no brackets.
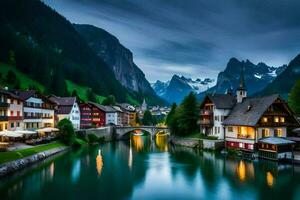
0,141,66,164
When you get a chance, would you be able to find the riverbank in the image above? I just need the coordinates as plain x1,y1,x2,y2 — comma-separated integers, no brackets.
170,136,224,151
0,142,69,177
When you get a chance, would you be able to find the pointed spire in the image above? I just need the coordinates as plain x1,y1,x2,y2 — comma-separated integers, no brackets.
238,65,246,90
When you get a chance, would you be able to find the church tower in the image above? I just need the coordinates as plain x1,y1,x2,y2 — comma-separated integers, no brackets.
141,98,148,111
236,67,247,103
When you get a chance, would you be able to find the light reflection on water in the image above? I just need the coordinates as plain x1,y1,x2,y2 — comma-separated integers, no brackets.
0,135,299,200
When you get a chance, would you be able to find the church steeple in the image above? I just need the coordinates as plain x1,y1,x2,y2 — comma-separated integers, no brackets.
236,66,247,103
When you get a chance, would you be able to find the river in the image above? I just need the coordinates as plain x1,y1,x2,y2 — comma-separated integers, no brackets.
1,135,300,200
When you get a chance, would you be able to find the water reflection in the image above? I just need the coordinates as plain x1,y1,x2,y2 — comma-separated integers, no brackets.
266,171,274,187
96,150,103,176
155,135,169,152
0,136,300,200
71,160,81,183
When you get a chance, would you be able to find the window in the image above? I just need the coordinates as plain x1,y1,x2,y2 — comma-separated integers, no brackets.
248,144,253,150
17,122,20,127
262,117,268,123
275,128,283,137
274,117,279,123
17,111,20,116
280,117,285,123
10,111,13,116
239,143,244,148
10,123,14,128
228,127,233,132
262,129,270,137
218,127,220,133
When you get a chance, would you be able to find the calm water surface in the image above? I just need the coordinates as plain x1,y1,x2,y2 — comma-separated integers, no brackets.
1,135,300,200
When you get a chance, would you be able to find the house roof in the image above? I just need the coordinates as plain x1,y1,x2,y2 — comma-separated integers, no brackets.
49,96,76,106
88,102,117,113
223,94,279,126
259,137,295,145
0,89,23,101
205,94,236,109
12,90,56,104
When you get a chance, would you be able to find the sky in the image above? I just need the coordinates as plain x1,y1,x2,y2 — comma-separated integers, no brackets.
44,0,300,82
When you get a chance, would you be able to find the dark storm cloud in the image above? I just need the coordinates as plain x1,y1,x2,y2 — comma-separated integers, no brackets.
44,0,300,81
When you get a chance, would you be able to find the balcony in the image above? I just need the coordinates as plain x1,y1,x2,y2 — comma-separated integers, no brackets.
8,116,23,121
0,116,8,121
0,102,9,108
198,119,214,126
200,109,213,116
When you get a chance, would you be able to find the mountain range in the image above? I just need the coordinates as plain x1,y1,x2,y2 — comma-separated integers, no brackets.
0,0,164,105
152,75,214,104
152,57,288,104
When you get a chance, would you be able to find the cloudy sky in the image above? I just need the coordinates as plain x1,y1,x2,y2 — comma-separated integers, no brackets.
45,0,300,82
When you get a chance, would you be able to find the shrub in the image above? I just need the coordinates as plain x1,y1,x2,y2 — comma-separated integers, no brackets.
57,119,75,145
72,138,87,148
87,134,98,144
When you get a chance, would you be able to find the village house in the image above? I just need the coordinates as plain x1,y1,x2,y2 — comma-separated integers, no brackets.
79,102,106,129
223,94,300,151
103,106,118,126
49,96,81,130
0,89,24,131
112,106,125,126
12,90,56,129
117,103,136,126
199,93,236,139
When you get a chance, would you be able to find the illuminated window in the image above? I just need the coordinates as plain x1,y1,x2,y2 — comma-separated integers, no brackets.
275,128,283,137
262,129,270,137
228,127,233,132
239,143,244,148
262,117,268,123
248,144,253,150
280,117,285,123
274,117,279,123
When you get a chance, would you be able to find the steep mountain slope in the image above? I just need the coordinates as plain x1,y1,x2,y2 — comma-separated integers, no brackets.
257,53,300,99
198,58,287,99
0,0,129,102
74,24,164,105
152,75,214,104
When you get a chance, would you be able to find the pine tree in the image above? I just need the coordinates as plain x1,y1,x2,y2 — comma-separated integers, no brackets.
8,50,16,65
166,103,177,126
288,79,300,115
142,110,154,125
177,92,198,135
86,88,97,102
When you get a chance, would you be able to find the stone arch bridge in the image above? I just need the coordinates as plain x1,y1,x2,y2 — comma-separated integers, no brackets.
115,126,170,139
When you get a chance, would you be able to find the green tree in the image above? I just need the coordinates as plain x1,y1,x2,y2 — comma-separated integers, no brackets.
142,110,154,125
166,103,177,126
6,70,16,84
177,92,198,135
86,88,97,102
288,79,300,115
102,95,116,105
8,50,16,65
57,118,75,145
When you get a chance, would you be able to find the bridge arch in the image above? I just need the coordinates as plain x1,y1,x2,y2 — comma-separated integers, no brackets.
114,126,170,140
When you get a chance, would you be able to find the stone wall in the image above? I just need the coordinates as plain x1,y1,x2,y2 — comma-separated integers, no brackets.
76,127,114,141
0,146,69,177
170,137,225,150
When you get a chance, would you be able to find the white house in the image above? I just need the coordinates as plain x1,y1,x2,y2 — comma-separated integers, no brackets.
49,96,80,130
104,106,119,125
13,90,56,129
199,93,236,139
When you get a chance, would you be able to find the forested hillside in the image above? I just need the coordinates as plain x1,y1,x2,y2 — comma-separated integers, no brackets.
0,0,129,101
